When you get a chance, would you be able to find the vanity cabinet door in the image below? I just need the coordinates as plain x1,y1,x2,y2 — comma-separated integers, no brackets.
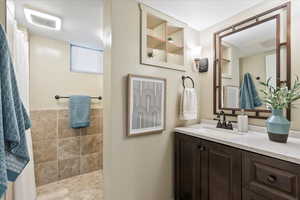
202,140,242,200
243,190,270,200
175,133,204,200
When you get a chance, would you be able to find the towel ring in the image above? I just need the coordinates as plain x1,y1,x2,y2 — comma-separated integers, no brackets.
182,76,195,88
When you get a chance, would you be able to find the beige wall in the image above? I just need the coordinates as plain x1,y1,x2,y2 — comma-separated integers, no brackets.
103,0,200,199
29,34,103,110
240,51,275,91
102,0,112,199
239,51,275,110
199,0,300,129
0,0,5,28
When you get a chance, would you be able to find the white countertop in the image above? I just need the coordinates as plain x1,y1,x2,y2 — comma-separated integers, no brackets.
175,120,300,164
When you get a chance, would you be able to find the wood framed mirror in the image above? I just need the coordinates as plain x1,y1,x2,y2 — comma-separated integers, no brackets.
213,2,291,119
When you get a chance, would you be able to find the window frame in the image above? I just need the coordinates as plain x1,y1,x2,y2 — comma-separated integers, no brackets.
70,44,104,74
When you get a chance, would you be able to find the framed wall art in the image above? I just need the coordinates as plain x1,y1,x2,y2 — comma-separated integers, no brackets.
127,74,166,137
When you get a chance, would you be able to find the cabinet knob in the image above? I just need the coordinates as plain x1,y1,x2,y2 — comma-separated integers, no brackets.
267,175,277,183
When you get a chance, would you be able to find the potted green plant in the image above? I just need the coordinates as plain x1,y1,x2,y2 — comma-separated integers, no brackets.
260,77,300,143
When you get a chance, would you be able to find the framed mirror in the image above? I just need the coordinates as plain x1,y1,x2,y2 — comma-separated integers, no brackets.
213,2,291,119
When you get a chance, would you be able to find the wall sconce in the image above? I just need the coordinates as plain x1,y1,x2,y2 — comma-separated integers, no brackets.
195,58,208,73
191,46,208,73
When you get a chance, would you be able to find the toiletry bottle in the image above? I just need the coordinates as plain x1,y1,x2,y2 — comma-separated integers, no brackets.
238,110,248,132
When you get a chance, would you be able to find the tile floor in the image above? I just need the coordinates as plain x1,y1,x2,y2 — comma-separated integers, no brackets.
37,170,103,200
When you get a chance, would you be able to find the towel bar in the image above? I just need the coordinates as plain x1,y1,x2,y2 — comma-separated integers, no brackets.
55,95,102,100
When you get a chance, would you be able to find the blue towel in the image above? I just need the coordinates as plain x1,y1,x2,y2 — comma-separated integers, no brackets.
0,25,31,198
240,73,262,109
69,95,91,128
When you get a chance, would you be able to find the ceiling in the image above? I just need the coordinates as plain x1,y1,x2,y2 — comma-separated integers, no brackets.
223,19,276,57
13,0,103,49
11,0,267,49
141,0,266,31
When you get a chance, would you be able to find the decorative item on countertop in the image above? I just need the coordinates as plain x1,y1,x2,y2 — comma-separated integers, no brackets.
259,77,300,143
237,109,248,133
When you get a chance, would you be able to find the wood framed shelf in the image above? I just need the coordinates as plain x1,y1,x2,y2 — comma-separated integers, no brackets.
167,26,183,35
147,35,166,50
222,58,231,62
140,3,187,71
167,42,183,55
147,14,166,29
221,43,232,78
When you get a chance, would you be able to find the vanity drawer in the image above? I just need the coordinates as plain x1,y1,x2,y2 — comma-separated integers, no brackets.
244,152,300,200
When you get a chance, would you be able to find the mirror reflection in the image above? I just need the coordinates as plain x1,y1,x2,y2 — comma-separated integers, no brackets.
221,19,277,110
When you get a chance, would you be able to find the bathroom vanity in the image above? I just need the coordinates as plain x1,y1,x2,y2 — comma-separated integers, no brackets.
174,123,300,200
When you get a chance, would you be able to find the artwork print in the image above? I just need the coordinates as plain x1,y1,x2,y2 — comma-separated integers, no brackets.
127,75,166,136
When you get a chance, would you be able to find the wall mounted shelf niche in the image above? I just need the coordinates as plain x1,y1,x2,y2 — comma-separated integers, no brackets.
221,43,232,79
139,4,187,71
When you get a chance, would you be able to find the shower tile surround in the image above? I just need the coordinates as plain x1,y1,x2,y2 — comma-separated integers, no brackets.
31,108,103,186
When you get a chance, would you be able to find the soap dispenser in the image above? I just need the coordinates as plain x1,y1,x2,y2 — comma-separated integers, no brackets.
238,110,248,132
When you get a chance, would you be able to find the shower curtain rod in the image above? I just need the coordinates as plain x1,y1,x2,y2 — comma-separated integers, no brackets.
55,95,102,100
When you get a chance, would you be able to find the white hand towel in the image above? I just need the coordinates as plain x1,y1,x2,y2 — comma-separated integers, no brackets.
180,88,198,120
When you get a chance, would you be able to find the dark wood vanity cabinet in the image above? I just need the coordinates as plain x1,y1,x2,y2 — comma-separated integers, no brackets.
175,133,201,200
203,141,242,200
175,133,242,200
243,152,300,200
175,133,300,200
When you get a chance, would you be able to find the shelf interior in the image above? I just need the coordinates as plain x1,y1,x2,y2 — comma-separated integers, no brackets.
167,42,183,55
222,58,231,62
147,35,166,50
144,12,185,66
221,44,232,75
147,14,166,29
167,25,183,35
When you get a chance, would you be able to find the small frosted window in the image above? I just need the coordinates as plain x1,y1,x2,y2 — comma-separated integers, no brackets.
70,45,103,74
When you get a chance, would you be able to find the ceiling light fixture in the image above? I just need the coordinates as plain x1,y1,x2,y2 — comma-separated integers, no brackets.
24,8,62,31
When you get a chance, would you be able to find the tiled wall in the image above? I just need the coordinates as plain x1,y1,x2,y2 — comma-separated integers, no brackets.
30,108,103,186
